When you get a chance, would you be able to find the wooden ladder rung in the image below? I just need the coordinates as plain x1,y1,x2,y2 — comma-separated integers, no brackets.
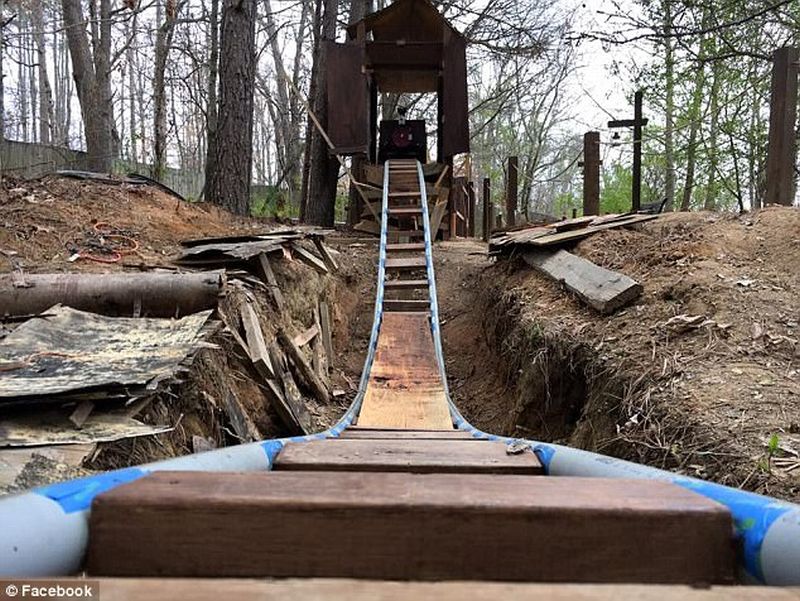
384,299,430,312
384,279,429,290
385,257,426,271
390,206,423,215
386,243,426,251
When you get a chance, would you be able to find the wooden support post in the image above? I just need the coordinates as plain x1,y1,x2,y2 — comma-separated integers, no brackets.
506,156,518,227
608,90,648,212
632,91,644,212
482,177,491,243
765,46,799,206
582,131,601,216
467,181,476,238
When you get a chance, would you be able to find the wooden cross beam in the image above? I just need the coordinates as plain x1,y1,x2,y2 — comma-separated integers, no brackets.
608,90,649,212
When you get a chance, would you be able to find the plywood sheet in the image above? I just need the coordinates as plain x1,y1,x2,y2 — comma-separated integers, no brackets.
0,306,212,401
357,312,452,429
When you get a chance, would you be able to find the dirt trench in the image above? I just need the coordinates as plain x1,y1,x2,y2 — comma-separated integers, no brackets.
440,210,800,504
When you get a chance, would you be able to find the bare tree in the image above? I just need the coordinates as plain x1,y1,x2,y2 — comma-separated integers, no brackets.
302,0,339,226
60,0,119,171
206,0,257,215
152,0,183,180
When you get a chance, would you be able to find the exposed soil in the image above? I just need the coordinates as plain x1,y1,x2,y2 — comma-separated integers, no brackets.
3,173,798,505
0,175,374,492
443,208,800,503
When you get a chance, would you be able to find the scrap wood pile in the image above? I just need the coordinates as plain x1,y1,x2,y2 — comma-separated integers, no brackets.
489,212,658,252
0,222,341,490
490,213,659,315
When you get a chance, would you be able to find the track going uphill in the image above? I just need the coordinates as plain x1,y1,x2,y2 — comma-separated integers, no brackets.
2,162,800,592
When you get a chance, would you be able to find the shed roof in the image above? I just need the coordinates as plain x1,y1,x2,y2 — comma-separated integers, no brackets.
347,0,463,43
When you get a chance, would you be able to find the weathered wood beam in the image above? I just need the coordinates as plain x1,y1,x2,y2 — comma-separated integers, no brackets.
255,253,285,313
277,329,330,404
523,249,642,314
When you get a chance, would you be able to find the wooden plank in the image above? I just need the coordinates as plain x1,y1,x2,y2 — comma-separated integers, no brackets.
523,250,642,314
290,243,329,274
388,229,424,238
88,472,735,583
277,330,330,404
275,438,542,474
339,428,472,439
549,215,597,232
528,214,657,247
292,325,319,348
358,312,451,430
68,400,95,428
240,302,275,379
386,243,426,251
384,299,429,312
279,369,311,434
255,335,306,435
385,257,426,271
384,279,428,290
255,253,285,313
49,579,800,601
318,301,334,368
390,206,424,216
222,389,260,442
312,238,339,272
429,199,449,235
311,305,325,377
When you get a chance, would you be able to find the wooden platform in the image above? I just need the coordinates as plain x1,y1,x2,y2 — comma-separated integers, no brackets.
41,579,800,601
357,312,452,429
273,438,542,474
339,427,474,440
88,472,735,583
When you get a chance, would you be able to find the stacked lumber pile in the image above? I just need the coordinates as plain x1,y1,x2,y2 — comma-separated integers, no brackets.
0,226,341,488
174,228,339,435
490,214,658,315
176,228,337,273
0,305,216,487
490,213,657,252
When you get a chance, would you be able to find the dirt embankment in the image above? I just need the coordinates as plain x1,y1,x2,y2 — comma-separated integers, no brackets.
443,208,800,502
0,175,377,489
4,174,798,503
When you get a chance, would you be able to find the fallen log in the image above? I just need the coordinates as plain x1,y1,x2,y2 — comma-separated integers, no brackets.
0,272,225,318
523,250,642,314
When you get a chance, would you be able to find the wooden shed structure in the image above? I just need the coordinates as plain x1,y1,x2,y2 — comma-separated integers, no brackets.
326,0,471,238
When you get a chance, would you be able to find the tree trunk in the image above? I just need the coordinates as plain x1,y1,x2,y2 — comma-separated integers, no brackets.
304,0,340,226
704,58,721,211
662,0,676,211
680,64,706,211
203,0,220,198
30,2,54,145
300,0,324,221
0,0,6,144
206,0,257,215
61,0,117,171
152,1,180,181
345,0,372,226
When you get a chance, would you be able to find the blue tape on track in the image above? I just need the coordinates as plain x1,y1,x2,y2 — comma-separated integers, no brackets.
35,467,147,514
672,477,791,582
